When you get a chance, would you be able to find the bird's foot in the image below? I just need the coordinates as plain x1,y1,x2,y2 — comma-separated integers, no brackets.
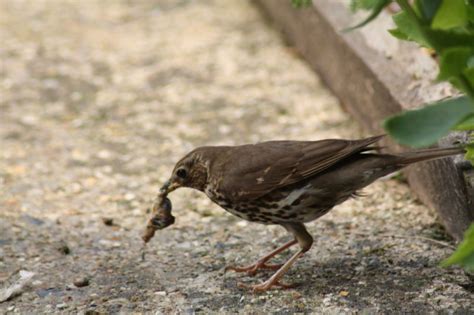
238,279,297,292
225,261,283,276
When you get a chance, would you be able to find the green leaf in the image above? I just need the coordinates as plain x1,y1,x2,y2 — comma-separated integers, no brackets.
449,69,474,94
455,113,474,130
438,47,474,81
432,0,468,29
291,0,312,8
427,29,474,51
350,0,388,11
388,28,410,41
390,11,431,47
388,2,474,51
468,57,474,68
383,96,474,147
465,67,474,87
441,223,474,272
465,145,474,164
415,0,442,22
343,0,391,32
390,11,474,51
468,2,474,22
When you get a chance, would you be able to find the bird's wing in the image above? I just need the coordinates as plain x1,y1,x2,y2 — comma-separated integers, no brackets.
218,135,384,202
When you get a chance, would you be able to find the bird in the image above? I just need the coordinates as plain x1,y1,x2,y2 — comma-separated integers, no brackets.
160,135,464,292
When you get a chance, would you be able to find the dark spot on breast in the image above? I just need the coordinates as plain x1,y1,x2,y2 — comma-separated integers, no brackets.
291,199,301,206
247,213,256,220
283,205,292,210
255,201,270,208
264,193,284,202
246,207,260,212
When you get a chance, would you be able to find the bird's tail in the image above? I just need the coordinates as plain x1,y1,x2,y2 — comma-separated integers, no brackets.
397,146,465,165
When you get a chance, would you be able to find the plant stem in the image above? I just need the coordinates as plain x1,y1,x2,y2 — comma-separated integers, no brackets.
395,0,419,23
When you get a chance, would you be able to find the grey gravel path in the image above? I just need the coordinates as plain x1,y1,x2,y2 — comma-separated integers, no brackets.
0,0,473,313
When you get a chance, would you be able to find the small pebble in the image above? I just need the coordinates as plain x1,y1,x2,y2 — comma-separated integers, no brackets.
58,242,71,255
102,217,114,226
56,303,68,309
291,292,302,299
339,290,349,297
73,277,90,288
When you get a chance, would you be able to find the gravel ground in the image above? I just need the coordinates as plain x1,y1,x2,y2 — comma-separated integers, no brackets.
1,0,473,313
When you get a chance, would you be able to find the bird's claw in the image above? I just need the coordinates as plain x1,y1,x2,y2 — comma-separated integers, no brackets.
237,280,297,292
225,262,283,276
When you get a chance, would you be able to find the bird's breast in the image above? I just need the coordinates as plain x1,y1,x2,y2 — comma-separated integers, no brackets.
204,182,343,224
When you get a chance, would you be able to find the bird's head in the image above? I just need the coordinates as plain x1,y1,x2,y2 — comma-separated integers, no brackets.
161,147,211,194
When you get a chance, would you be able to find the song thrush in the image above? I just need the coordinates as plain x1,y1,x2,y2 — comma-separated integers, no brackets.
160,135,463,291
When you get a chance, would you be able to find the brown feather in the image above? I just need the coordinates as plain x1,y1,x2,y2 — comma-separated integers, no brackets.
216,135,385,201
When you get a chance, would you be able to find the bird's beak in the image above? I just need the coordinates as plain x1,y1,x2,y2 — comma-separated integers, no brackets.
160,179,180,195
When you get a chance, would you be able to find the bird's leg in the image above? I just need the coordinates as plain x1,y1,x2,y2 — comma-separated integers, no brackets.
239,249,304,291
240,223,313,292
225,239,297,276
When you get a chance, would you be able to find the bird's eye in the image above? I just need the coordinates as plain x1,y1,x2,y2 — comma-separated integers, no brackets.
176,168,187,179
